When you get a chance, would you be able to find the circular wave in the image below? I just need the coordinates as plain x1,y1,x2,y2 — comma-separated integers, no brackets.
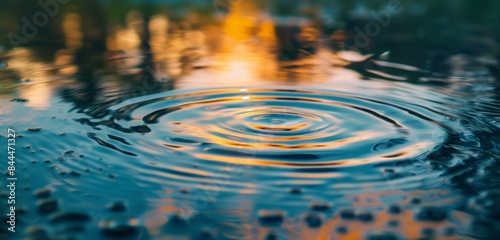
97,88,447,168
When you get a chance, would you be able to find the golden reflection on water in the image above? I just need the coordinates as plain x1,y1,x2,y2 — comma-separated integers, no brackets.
62,13,83,50
0,4,471,239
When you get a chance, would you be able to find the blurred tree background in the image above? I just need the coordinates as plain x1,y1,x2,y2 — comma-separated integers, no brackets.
0,0,499,62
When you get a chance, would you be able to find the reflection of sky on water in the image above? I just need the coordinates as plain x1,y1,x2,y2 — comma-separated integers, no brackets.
0,1,499,240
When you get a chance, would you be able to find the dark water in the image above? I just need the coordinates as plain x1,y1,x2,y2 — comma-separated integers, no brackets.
1,1,500,239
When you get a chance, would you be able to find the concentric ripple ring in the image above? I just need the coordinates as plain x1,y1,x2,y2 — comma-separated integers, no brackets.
95,88,448,168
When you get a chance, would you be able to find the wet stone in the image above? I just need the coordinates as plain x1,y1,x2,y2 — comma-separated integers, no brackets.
37,198,58,214
108,174,116,179
70,171,80,177
50,212,91,224
357,212,374,222
16,206,27,215
388,205,401,214
304,213,322,228
410,197,421,204
63,150,75,155
289,187,302,194
310,201,331,212
339,209,356,220
43,159,51,163
258,210,285,226
108,201,127,212
415,207,448,222
27,127,42,132
265,232,279,240
100,217,140,237
34,188,52,198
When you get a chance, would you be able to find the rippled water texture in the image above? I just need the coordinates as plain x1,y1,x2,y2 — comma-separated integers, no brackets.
1,1,500,239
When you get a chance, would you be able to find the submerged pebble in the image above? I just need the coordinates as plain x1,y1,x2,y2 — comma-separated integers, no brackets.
37,198,58,214
357,212,374,222
339,209,356,220
415,207,448,222
34,188,52,198
107,201,127,212
258,210,285,226
50,212,91,223
99,217,140,237
388,205,402,214
265,232,279,240
289,187,302,194
310,201,331,212
304,213,322,228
